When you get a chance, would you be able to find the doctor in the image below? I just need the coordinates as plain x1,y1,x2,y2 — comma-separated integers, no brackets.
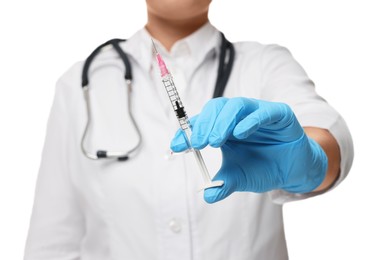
25,0,353,259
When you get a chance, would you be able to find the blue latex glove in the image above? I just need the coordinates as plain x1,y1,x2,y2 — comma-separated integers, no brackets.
171,97,328,203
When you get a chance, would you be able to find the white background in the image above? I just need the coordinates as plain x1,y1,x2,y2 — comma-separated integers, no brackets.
0,0,377,259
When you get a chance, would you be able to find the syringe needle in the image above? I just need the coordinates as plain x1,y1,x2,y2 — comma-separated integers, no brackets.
151,38,158,55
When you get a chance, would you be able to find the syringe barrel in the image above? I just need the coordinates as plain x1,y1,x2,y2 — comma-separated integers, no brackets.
161,75,190,131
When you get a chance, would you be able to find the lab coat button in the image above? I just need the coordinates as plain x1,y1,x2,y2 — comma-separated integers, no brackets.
169,219,182,233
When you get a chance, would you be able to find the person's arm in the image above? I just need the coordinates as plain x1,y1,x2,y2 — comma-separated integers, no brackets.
24,80,84,260
304,127,341,192
259,44,354,203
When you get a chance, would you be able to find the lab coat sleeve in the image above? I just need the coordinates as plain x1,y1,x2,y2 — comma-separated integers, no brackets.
24,79,84,260
259,44,354,204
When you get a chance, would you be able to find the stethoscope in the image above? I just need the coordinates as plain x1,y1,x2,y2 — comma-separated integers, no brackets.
81,32,235,161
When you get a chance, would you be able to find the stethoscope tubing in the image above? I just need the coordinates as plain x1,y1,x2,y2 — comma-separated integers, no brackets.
81,33,234,161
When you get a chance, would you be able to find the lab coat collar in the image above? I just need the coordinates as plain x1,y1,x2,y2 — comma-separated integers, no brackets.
122,22,220,74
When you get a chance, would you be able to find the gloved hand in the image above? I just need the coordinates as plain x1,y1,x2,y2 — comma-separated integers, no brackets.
171,97,328,203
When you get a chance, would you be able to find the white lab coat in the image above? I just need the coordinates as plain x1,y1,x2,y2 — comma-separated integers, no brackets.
24,23,354,260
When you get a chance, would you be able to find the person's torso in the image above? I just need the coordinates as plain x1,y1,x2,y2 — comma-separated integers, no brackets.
61,27,288,260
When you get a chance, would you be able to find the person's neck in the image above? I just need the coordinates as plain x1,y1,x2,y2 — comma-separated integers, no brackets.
145,13,209,51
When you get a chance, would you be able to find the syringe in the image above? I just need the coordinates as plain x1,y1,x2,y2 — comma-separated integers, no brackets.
151,39,224,190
